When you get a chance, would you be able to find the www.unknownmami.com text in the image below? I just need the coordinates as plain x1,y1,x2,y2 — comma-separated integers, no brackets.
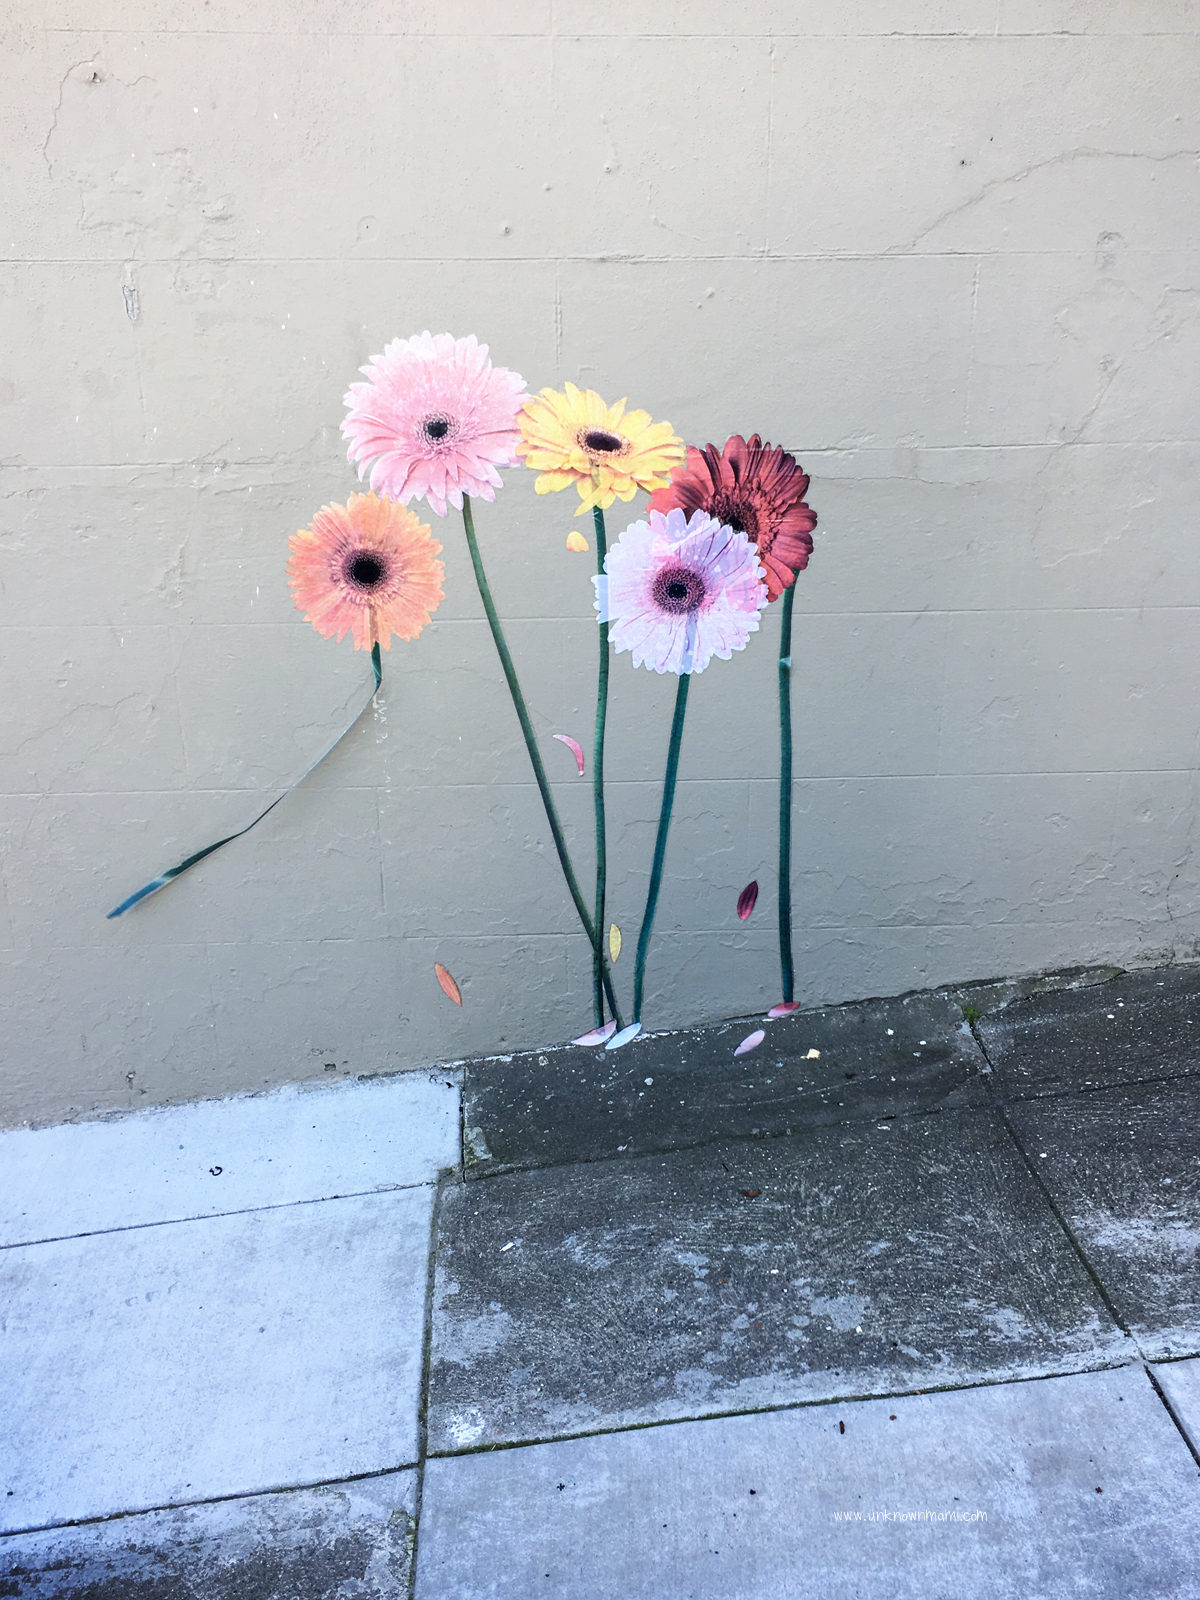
831,1509,987,1523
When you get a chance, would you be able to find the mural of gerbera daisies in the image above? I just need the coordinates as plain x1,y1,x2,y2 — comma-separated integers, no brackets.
647,434,816,601
287,492,445,651
594,506,767,675
517,382,684,516
342,332,528,517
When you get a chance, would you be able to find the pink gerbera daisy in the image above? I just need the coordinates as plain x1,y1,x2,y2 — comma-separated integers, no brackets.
594,507,768,675
342,332,528,517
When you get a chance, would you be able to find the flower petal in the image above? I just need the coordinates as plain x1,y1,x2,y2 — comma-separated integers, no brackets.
605,1022,642,1051
736,880,759,921
342,332,528,517
565,529,590,552
609,923,622,962
571,1019,618,1046
552,733,586,775
434,962,463,1005
767,1001,802,1020
734,1029,766,1056
287,493,445,651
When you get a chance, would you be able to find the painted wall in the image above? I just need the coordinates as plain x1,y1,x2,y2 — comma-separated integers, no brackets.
3,1,1198,1126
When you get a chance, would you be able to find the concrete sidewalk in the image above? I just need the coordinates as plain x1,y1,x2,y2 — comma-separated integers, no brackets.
3,963,1200,1596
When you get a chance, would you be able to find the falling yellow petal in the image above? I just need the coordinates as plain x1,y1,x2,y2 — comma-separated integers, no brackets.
565,529,590,552
609,923,622,962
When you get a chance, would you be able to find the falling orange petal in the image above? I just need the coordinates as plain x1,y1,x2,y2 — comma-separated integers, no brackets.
553,733,586,775
735,1029,765,1056
767,1001,801,1020
736,880,759,921
571,1020,618,1046
565,529,590,552
609,923,622,962
434,962,462,1005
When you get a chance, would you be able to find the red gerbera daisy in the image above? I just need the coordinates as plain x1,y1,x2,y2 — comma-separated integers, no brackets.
647,435,816,602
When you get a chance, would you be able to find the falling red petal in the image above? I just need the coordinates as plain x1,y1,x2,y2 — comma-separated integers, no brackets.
767,1001,802,1020
553,734,586,776
571,1020,618,1046
736,880,759,921
434,962,463,1005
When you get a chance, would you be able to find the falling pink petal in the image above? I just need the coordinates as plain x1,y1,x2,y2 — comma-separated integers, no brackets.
434,962,463,1006
767,1001,802,1020
571,1019,618,1046
553,734,586,776
605,1022,642,1051
736,880,759,921
735,1029,765,1056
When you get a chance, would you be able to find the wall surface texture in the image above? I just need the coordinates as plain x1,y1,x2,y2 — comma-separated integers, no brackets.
2,1,1198,1126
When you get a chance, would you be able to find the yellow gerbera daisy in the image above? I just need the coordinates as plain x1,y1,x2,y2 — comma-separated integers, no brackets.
516,381,685,516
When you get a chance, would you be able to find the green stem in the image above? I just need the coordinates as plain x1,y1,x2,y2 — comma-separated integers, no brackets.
460,495,623,1029
633,671,691,1024
778,583,795,1003
592,506,610,1029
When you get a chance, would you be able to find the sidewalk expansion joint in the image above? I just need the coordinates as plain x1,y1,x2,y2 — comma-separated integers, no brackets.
972,1023,1136,1345
456,1095,988,1186
984,1062,1200,1114
406,1170,452,1600
1144,1363,1200,1473
0,1462,423,1541
422,1357,1144,1463
0,1179,440,1253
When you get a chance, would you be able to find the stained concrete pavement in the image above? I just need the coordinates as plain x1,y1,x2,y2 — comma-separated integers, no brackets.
4,963,1200,1596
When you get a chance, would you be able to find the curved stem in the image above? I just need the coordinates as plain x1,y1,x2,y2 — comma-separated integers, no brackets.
592,506,610,1028
778,583,795,1003
633,671,691,1024
107,644,383,918
460,495,623,1028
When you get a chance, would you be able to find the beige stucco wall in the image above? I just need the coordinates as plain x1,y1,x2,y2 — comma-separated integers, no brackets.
2,1,1198,1126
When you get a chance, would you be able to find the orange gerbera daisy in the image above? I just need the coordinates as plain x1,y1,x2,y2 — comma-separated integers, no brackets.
516,382,684,515
287,492,445,651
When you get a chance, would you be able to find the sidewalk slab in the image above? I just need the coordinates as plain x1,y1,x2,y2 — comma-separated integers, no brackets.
1,1189,432,1533
1008,1075,1200,1359
428,1108,1127,1452
416,1367,1200,1600
1152,1358,1200,1460
0,1469,416,1599
464,990,985,1179
1,1071,460,1248
977,964,1200,1101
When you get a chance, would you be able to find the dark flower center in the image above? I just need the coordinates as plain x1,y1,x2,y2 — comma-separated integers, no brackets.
423,415,452,442
583,429,624,454
721,500,756,538
346,551,386,590
652,564,706,615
